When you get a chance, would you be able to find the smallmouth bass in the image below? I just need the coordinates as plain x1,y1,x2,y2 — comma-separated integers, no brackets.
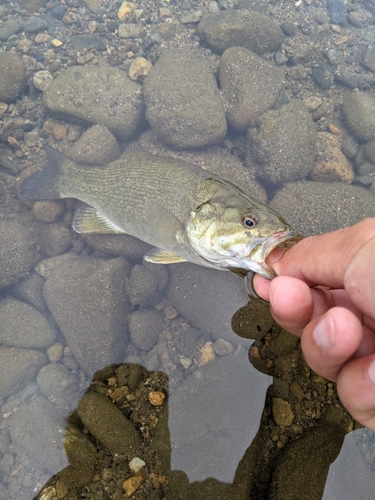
20,146,301,287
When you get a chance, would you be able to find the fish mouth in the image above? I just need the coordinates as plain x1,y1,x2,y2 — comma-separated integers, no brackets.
250,230,302,278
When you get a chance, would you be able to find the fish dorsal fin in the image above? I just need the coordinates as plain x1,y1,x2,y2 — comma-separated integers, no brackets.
73,206,126,234
144,248,187,264
123,141,145,155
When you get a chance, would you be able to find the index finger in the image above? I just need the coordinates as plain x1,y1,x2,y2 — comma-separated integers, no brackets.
271,218,375,289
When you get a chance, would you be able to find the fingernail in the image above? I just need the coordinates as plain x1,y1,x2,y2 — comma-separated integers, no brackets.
267,247,287,264
313,315,335,349
368,359,375,385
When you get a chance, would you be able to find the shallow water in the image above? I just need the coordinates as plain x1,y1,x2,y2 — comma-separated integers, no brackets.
1,1,375,499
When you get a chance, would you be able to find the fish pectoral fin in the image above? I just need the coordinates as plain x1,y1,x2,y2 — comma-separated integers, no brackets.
144,248,187,264
73,206,126,234
144,202,186,247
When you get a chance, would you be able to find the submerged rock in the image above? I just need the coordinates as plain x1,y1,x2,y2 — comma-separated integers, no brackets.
197,9,283,55
143,49,226,149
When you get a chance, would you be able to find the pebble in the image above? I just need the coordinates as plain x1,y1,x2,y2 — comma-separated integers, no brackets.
129,457,146,474
280,21,296,36
128,308,164,350
46,343,64,362
33,70,54,91
52,123,68,140
35,33,51,43
51,39,63,47
327,48,344,66
197,341,216,366
148,391,166,406
32,199,65,223
342,92,375,141
311,62,333,89
181,11,203,23
117,1,136,19
272,397,295,426
0,20,22,41
123,475,144,497
118,23,142,38
164,305,178,320
213,338,234,356
128,57,152,81
311,132,355,184
326,0,347,23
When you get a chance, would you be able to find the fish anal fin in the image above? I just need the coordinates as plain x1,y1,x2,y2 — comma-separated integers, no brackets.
73,206,126,234
144,248,187,264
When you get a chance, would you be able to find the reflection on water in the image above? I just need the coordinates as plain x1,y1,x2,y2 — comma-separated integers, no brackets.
1,0,375,498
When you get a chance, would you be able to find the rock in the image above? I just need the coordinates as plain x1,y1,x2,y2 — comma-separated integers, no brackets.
212,338,234,356
0,346,47,399
36,362,79,409
39,222,72,257
128,57,152,81
0,297,55,349
219,46,285,132
23,17,49,32
43,65,144,140
43,256,131,376
127,264,159,308
232,297,275,341
364,136,375,163
311,62,333,89
0,52,27,104
166,263,250,344
271,181,375,236
71,33,106,50
246,100,316,185
270,423,346,500
128,308,164,350
68,125,121,166
197,9,283,55
341,136,358,159
326,0,347,23
118,23,142,38
0,219,37,289
10,271,47,312
33,70,54,91
359,45,375,72
9,396,68,474
0,20,22,41
76,391,141,454
143,49,226,149
32,200,65,223
272,397,294,426
342,92,375,141
181,11,203,23
280,21,296,36
310,132,354,183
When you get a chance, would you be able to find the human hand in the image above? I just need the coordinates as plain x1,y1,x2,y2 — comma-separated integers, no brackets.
253,218,375,430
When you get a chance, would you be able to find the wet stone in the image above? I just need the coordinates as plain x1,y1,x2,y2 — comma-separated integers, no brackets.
272,397,294,426
128,308,164,351
23,17,49,32
9,396,67,473
212,338,234,356
71,33,106,50
0,52,27,104
33,70,54,91
326,0,347,23
0,219,37,289
36,362,79,409
310,132,354,183
76,392,141,454
39,222,73,257
312,62,333,89
10,271,47,312
0,297,55,349
0,346,47,399
32,200,65,223
342,91,375,141
341,135,358,159
143,49,226,149
0,20,22,41
68,124,121,166
197,9,283,55
280,21,295,36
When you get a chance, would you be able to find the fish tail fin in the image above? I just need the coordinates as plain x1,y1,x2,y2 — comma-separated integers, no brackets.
20,145,66,200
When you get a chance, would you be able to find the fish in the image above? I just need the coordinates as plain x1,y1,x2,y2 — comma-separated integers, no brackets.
20,145,302,292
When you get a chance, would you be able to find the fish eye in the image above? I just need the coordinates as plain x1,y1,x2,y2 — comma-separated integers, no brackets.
242,215,256,228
